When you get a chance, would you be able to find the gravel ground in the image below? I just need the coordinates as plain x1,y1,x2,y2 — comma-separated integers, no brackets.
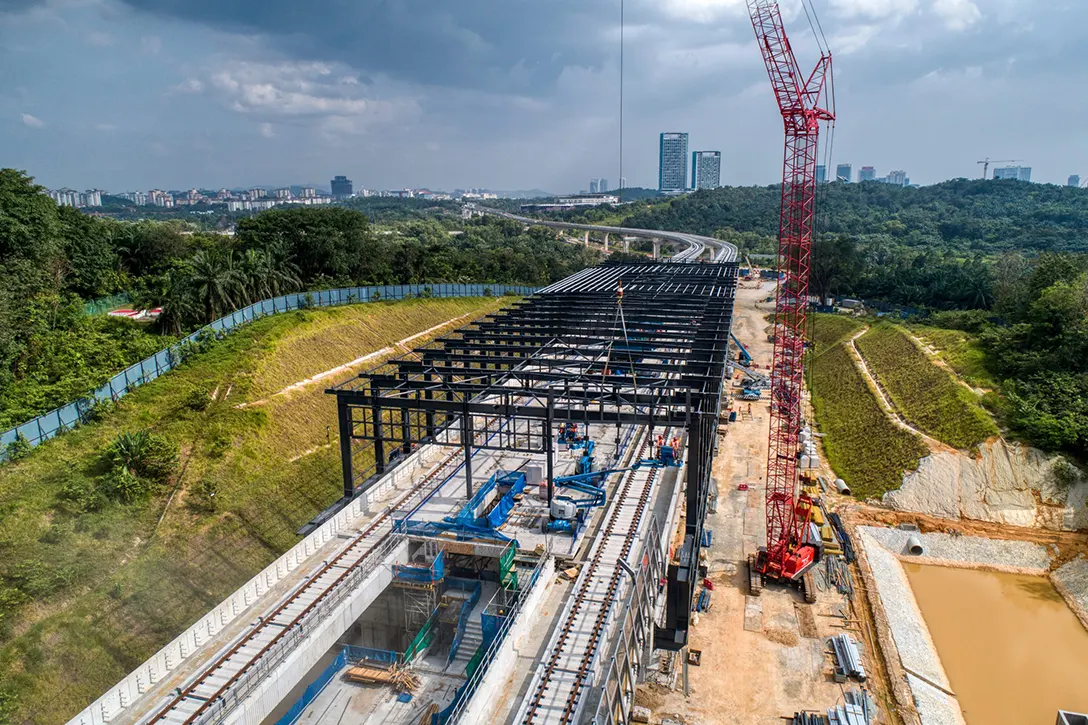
861,526,1051,573
857,526,1053,725
1052,557,1088,630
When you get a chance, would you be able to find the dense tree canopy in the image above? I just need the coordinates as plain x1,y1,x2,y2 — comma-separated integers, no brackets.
0,170,600,428
610,179,1088,254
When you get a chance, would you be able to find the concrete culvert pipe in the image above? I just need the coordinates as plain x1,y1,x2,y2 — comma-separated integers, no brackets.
834,478,851,496
906,534,924,556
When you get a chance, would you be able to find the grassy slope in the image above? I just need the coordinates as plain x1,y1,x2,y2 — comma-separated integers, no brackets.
811,313,866,351
907,324,998,390
0,296,509,724
856,324,998,449
807,315,928,498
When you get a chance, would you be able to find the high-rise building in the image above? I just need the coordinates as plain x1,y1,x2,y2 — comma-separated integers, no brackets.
993,166,1031,182
885,170,908,187
330,176,353,200
690,151,722,190
1068,175,1081,188
48,188,81,207
589,179,600,194
835,164,852,183
599,179,609,193
816,165,827,184
300,186,317,198
859,166,876,182
659,132,689,192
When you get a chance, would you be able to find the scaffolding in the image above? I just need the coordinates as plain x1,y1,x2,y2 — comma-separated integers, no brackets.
393,540,444,633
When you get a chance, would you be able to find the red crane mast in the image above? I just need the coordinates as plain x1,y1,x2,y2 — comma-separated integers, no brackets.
745,0,834,595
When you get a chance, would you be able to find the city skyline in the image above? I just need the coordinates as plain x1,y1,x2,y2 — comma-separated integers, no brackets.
41,158,1085,208
2,2,1085,191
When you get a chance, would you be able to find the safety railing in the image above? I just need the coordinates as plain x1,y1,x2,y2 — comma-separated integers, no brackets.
343,645,401,666
442,548,551,725
446,581,482,668
1,283,534,460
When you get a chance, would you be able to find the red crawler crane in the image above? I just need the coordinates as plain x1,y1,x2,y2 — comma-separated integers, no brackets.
745,0,834,600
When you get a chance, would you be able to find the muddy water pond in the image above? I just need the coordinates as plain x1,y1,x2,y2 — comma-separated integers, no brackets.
903,563,1088,724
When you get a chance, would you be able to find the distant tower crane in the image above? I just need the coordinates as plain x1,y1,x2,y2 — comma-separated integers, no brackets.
744,0,834,600
977,158,1023,179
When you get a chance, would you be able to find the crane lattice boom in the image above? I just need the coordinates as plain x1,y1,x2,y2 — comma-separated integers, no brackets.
746,0,833,581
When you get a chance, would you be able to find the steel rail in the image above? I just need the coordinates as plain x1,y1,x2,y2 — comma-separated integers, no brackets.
519,426,667,725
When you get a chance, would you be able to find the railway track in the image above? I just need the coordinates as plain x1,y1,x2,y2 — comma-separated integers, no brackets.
143,418,515,725
518,427,666,725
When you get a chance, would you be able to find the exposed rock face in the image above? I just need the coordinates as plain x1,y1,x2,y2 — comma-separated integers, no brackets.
883,439,1088,531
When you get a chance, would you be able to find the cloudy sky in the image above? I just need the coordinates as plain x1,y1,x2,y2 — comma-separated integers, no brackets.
0,0,1084,193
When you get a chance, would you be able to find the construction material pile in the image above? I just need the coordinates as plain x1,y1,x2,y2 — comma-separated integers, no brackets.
823,555,855,598
829,633,866,682
345,660,420,692
827,689,874,724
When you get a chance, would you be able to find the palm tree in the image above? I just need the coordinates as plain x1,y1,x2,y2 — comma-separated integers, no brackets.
158,267,198,335
258,246,302,299
188,250,243,322
239,248,266,304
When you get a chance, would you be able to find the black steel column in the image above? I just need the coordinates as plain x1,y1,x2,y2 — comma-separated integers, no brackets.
461,397,474,498
424,373,435,440
399,374,411,455
372,382,386,475
545,392,555,505
337,401,355,499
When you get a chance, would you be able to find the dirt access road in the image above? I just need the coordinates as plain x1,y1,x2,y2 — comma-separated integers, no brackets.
637,279,889,724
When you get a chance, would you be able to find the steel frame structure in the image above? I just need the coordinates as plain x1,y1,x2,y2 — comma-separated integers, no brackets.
747,0,834,579
326,261,738,649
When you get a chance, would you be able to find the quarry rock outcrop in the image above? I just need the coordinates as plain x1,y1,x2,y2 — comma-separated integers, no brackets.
883,438,1088,531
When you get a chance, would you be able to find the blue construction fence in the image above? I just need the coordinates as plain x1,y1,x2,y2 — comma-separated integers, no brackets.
1,283,535,461
274,645,401,725
273,647,349,725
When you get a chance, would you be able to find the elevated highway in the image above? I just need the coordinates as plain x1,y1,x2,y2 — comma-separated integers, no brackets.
467,204,737,264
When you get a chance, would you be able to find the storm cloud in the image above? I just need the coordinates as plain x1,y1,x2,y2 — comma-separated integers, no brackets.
1,0,1085,192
